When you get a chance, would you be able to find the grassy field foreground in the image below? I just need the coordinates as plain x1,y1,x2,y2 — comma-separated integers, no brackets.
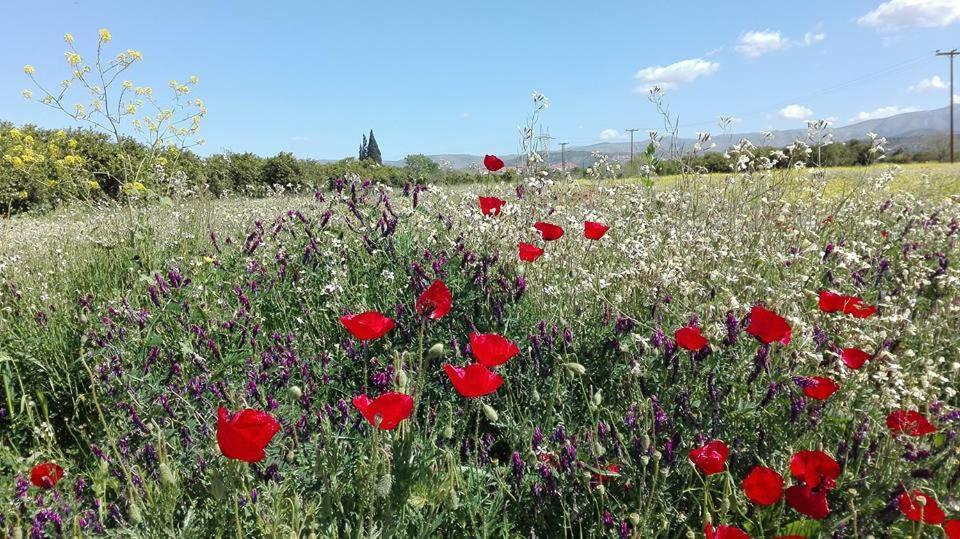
0,164,959,537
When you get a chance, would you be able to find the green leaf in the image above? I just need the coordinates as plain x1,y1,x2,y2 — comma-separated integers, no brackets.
779,519,821,538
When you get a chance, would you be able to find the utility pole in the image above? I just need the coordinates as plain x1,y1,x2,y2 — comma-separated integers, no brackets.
625,128,639,164
559,142,568,171
937,49,958,163
537,127,555,168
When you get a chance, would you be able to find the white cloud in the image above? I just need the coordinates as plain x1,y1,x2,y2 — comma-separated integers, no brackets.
803,32,827,46
858,0,960,31
599,129,623,141
779,104,814,120
735,31,789,57
849,105,919,122
955,94,960,104
908,75,948,92
634,58,719,91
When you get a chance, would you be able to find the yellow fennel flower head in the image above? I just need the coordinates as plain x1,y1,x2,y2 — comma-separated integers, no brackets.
189,75,199,85
55,130,66,139
133,181,145,191
65,52,82,66
64,33,74,43
98,28,112,43
68,138,78,149
86,180,100,190
23,64,35,75
17,190,29,200
127,49,142,61
122,80,133,89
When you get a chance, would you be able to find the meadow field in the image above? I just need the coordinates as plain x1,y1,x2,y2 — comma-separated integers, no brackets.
0,161,958,537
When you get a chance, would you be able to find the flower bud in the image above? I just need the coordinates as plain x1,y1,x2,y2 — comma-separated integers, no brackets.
562,362,586,376
629,513,640,526
640,434,651,452
288,386,302,400
442,425,454,439
375,473,392,498
593,441,605,456
446,489,459,510
159,463,176,487
482,403,499,423
428,343,445,359
651,450,662,462
592,389,603,407
395,369,408,388
129,502,143,524
640,456,650,467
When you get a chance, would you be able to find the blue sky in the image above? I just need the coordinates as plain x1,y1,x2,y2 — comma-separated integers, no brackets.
1,0,959,160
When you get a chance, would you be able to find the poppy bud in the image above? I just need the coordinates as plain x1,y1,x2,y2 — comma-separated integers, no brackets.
428,343,445,359
159,463,176,487
482,403,499,423
640,434,651,452
562,362,586,376
595,484,606,496
375,473,392,498
641,456,650,467
79,313,88,324
442,425,454,439
532,389,540,402
129,502,143,524
446,489,459,510
685,532,696,539
652,450,662,462
594,442,605,456
629,513,640,526
395,369,408,388
720,498,730,513
288,386,302,399
592,389,603,407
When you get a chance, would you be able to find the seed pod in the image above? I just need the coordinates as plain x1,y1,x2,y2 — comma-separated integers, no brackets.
288,385,303,399
562,362,586,376
482,403,499,423
375,473,393,498
428,343,445,359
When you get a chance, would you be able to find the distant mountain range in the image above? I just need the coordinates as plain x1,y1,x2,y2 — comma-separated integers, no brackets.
382,106,960,170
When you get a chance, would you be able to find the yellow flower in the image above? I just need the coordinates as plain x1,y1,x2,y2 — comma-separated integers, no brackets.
17,191,29,200
21,90,33,99
68,139,78,149
86,180,100,190
98,28,112,43
127,50,143,61
122,80,133,89
23,65,35,75
64,33,74,43
65,52,82,66
189,75,199,85
203,256,215,264
133,182,145,191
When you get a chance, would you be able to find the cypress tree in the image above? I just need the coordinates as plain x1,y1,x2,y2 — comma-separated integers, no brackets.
367,130,382,165
359,134,368,161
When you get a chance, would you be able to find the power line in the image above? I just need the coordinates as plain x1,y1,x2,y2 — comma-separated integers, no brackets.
559,142,568,171
937,49,958,163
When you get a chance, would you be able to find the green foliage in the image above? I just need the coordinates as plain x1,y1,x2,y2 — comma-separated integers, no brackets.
367,129,382,165
404,154,441,179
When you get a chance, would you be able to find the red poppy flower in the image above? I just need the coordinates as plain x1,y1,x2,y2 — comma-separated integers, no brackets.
704,524,751,539
584,221,610,240
746,305,791,345
789,450,840,490
797,376,839,400
519,242,544,262
675,326,709,351
886,410,936,436
483,154,505,172
818,290,876,318
785,485,830,520
416,280,452,320
839,347,871,370
944,520,960,539
689,440,729,475
742,465,784,506
216,407,281,463
589,463,622,485
352,392,414,430
443,363,504,398
30,462,64,489
897,490,945,525
340,311,395,341
469,332,519,367
534,222,564,241
478,196,506,216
